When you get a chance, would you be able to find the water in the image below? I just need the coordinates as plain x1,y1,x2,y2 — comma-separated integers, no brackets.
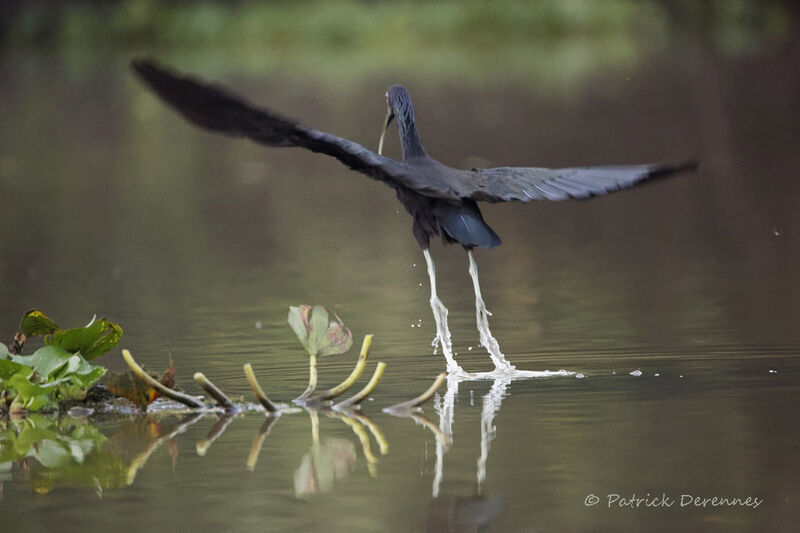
2,16,800,532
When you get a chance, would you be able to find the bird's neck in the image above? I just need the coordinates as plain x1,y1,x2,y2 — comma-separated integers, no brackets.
398,120,427,160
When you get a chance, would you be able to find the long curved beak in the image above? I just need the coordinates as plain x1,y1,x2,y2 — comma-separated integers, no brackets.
377,110,394,156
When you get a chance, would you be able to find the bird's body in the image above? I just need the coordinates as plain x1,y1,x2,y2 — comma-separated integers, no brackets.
132,60,696,375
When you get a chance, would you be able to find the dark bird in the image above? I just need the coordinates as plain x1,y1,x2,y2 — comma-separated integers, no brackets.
131,59,697,375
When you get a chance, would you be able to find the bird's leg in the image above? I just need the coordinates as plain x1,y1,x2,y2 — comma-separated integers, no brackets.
467,249,515,372
423,248,467,375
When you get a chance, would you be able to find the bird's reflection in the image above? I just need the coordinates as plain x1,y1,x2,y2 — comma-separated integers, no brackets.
424,494,502,533
431,374,511,498
477,377,511,493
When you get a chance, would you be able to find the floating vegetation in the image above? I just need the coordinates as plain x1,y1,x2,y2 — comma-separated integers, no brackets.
115,305,440,417
288,304,354,402
1,310,122,414
1,304,458,494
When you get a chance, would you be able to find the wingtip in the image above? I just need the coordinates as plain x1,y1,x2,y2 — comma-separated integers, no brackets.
680,158,700,172
652,158,700,179
129,57,177,86
130,56,152,73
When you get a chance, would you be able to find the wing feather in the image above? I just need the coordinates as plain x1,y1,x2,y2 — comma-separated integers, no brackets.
471,162,697,203
131,59,462,199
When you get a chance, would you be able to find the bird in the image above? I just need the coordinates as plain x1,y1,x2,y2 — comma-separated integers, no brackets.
131,59,697,376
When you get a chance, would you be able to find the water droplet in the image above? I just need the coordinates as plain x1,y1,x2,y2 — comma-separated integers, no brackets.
467,346,473,351
629,369,642,377
254,322,263,329
576,373,585,379
654,373,660,377
768,369,778,374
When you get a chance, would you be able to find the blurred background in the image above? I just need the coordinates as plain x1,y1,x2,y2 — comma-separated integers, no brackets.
1,2,799,531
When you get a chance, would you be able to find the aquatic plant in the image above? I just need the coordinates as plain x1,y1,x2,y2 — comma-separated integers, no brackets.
1,310,121,413
288,304,353,401
118,304,443,416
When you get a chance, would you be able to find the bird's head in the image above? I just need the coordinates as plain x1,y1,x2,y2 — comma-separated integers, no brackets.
378,85,415,156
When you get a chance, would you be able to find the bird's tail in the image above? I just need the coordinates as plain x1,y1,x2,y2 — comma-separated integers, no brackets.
131,59,303,147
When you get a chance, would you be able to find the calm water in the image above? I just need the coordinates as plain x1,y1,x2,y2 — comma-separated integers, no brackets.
2,13,800,533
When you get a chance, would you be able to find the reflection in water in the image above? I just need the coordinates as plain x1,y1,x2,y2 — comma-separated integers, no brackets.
0,413,204,494
476,377,510,494
246,414,282,471
0,378,523,509
294,436,357,497
196,414,236,456
424,494,502,533
432,376,459,498
432,375,512,498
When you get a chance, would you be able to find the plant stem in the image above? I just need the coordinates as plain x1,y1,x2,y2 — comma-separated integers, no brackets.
193,372,237,411
121,349,204,408
383,372,446,413
334,361,386,409
309,334,373,402
295,354,318,401
243,363,278,412
338,415,378,470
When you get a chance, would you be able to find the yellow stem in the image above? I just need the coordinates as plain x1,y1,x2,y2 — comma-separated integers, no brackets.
383,373,446,413
121,349,203,408
243,363,278,412
309,334,373,402
334,362,386,409
193,372,236,410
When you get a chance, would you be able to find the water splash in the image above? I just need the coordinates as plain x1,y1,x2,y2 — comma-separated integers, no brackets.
468,250,516,372
424,249,468,376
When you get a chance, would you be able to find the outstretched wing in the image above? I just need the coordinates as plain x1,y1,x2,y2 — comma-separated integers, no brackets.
469,161,697,203
131,60,463,199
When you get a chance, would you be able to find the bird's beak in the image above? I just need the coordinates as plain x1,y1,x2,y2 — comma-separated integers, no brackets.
378,110,394,156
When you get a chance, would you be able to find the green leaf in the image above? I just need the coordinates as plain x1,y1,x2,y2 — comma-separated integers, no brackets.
288,305,352,357
67,365,106,389
317,311,353,356
29,345,75,379
0,359,33,381
309,305,329,355
45,317,123,360
7,374,58,411
19,310,60,337
288,305,312,354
